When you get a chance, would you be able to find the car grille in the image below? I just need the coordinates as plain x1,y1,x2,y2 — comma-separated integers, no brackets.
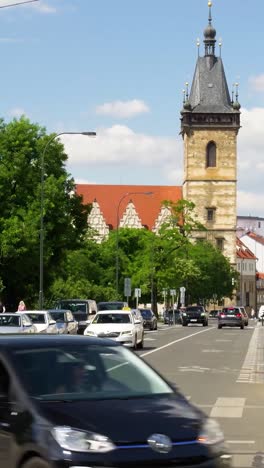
97,332,120,338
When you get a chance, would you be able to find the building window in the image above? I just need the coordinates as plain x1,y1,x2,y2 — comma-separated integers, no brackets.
206,208,215,222
206,141,216,167
216,238,224,251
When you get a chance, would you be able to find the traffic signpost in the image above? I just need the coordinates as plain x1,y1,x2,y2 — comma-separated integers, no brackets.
134,288,141,308
124,278,131,304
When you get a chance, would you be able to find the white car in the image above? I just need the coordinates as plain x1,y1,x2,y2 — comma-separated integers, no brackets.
0,313,37,334
84,310,144,349
20,311,58,334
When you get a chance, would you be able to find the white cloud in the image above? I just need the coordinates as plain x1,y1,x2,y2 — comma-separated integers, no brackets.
8,107,27,118
249,74,264,92
96,100,150,119
61,124,182,179
0,37,22,43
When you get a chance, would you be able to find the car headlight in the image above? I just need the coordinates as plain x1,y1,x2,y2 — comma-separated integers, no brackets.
182,312,187,316
84,330,96,336
198,419,224,445
120,330,133,336
52,426,116,453
200,313,205,316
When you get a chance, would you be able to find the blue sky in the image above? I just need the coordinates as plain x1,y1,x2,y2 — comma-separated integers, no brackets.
1,0,264,215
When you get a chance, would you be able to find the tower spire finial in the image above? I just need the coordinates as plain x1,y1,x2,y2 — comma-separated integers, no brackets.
204,1,216,58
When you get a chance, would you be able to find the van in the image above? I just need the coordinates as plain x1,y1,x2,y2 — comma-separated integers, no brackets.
54,299,97,334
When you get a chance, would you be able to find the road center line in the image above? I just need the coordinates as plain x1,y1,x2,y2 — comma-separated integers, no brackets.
141,328,214,357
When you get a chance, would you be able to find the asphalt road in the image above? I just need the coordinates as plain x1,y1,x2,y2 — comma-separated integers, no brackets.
137,319,264,468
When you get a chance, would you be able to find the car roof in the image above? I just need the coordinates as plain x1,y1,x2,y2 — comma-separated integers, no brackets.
0,334,120,351
20,311,48,314
1,313,23,316
48,309,70,313
96,310,130,314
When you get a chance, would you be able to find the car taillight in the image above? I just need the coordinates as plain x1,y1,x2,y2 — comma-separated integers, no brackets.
220,313,226,318
236,313,241,318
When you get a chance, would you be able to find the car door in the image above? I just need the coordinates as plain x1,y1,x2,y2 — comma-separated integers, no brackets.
47,313,57,334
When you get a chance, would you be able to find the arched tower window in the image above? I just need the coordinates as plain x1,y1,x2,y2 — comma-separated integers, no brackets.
206,141,216,167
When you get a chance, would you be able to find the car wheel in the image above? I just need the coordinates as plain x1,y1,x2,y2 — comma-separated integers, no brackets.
134,334,137,350
218,324,222,329
22,458,51,468
138,335,144,349
182,322,187,327
240,324,244,329
155,322,158,330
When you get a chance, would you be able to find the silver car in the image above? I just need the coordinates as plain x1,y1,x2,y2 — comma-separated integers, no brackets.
0,313,37,334
20,311,58,334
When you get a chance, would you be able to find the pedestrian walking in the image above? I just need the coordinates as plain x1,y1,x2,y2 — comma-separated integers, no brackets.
250,308,255,320
17,300,26,311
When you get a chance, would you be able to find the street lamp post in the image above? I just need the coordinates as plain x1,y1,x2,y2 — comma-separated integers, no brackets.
115,191,153,299
39,131,96,310
0,1,39,9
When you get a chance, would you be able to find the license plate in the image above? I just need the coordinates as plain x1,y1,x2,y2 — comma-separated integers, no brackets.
227,315,235,317
190,319,197,322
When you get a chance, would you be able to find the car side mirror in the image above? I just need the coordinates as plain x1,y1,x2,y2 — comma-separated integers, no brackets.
49,320,56,325
86,320,91,324
134,319,141,324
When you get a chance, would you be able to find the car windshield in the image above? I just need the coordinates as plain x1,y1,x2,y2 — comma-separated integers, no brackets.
186,306,203,312
97,302,125,311
93,313,131,324
27,314,46,324
0,315,20,327
58,301,87,313
140,309,152,318
49,312,65,322
222,308,240,316
10,344,173,401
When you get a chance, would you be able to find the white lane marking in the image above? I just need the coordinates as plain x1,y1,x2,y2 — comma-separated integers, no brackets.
210,397,246,418
227,440,255,444
202,349,223,353
141,327,214,357
144,338,156,341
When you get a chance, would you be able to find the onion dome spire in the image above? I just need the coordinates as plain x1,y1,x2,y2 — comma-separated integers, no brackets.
204,1,216,56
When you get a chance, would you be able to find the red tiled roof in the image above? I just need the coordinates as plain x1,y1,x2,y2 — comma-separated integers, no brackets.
246,231,264,246
76,185,182,230
236,237,257,259
257,272,264,279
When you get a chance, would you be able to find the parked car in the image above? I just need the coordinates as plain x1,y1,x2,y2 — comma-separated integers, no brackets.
84,310,144,349
48,309,78,334
97,301,128,311
0,335,231,468
20,311,58,334
218,307,246,329
181,305,209,326
0,313,36,334
139,308,158,330
54,299,97,334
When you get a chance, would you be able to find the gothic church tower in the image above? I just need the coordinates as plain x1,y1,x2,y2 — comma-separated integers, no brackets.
181,1,240,265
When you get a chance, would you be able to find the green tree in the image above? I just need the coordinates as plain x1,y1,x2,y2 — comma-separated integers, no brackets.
0,117,90,309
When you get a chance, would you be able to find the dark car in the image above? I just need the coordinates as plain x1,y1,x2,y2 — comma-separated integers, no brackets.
139,308,158,330
54,299,97,334
97,301,128,311
48,309,78,335
181,305,209,326
209,309,221,318
218,307,246,329
0,335,231,468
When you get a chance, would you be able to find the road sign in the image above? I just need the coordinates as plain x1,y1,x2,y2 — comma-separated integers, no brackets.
134,288,141,298
170,289,176,296
124,278,131,297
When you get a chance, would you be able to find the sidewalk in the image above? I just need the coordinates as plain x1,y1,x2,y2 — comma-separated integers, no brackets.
236,321,264,384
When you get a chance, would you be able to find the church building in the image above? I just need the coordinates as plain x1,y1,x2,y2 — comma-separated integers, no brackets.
76,2,241,267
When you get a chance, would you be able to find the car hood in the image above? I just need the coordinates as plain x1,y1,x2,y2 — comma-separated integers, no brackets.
87,323,134,333
33,323,48,332
0,326,21,333
37,395,202,443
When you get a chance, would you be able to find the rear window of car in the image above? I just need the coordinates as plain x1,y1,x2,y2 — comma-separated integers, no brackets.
222,308,240,316
97,302,126,311
139,309,152,318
